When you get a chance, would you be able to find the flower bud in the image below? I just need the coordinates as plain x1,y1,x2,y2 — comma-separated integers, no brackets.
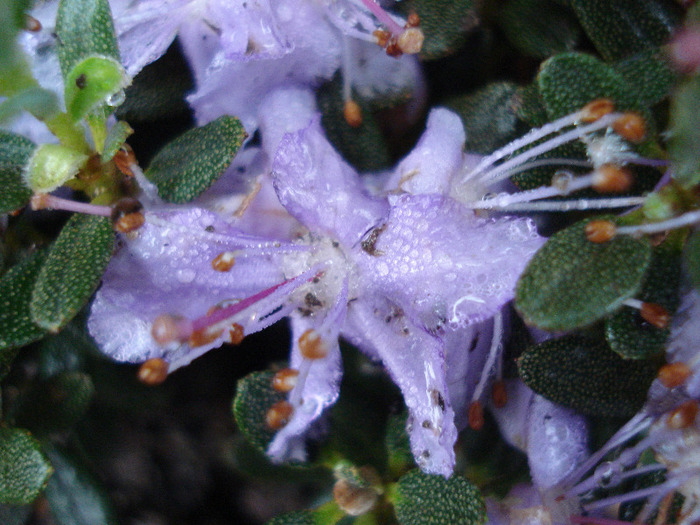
24,144,88,193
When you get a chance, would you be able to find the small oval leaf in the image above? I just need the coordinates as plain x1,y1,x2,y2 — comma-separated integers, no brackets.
515,217,652,331
100,121,133,163
64,56,129,122
517,335,658,417
393,469,487,525
0,427,53,505
30,214,114,332
669,75,700,188
145,115,247,203
0,130,35,213
232,370,286,453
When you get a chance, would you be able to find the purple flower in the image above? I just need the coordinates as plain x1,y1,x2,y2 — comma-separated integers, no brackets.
89,106,544,476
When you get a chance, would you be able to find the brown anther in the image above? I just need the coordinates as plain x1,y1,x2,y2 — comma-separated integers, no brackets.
385,37,402,57
30,193,50,211
229,323,245,345
265,400,294,430
579,99,615,123
211,252,236,272
468,401,484,430
24,14,41,32
640,302,670,329
658,362,692,389
151,314,184,345
333,479,379,516
585,220,617,243
137,358,169,385
592,164,634,193
298,329,329,360
612,113,646,143
113,144,137,176
492,381,508,408
397,27,424,55
373,29,390,48
111,197,145,233
343,99,363,128
188,327,224,348
406,12,420,28
272,368,299,393
666,400,699,430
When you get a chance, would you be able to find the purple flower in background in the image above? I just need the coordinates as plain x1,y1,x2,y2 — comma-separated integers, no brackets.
89,103,544,476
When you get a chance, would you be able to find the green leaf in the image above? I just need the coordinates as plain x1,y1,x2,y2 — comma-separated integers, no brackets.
445,82,520,155
669,75,700,188
684,229,700,292
25,143,88,193
64,56,129,122
30,214,114,332
605,240,682,359
100,121,133,162
0,130,35,213
0,0,36,95
499,0,580,59
392,469,486,525
232,371,286,452
145,115,247,203
44,447,117,525
570,0,682,61
515,217,652,331
0,86,60,123
0,251,47,362
55,0,120,78
518,335,659,417
14,372,94,436
317,74,392,173
0,427,53,505
397,0,478,60
613,48,676,108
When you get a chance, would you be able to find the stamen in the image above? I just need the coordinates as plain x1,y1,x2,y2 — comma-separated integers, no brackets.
265,400,294,430
468,400,484,430
341,35,363,128
211,252,236,272
272,368,299,393
137,358,169,385
31,193,112,217
616,210,700,236
24,14,42,32
491,380,507,408
623,299,671,329
470,196,646,213
344,99,363,128
666,400,699,429
591,164,634,193
657,362,692,389
298,329,330,360
151,314,193,345
229,323,245,344
113,144,137,177
358,0,405,37
471,312,503,406
579,98,616,123
585,220,617,243
129,163,162,205
612,113,646,143
110,197,145,233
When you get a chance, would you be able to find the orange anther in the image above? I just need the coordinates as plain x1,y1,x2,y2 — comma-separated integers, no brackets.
137,358,169,385
666,400,699,430
24,14,41,32
113,144,137,176
343,99,363,128
658,362,692,389
151,314,184,345
592,164,634,193
585,220,617,243
188,327,224,348
406,12,420,28
612,113,646,143
579,99,615,123
468,401,484,430
298,329,329,360
373,29,390,48
397,27,424,55
212,252,236,272
111,197,145,233
229,323,245,345
492,381,508,408
640,302,670,329
265,400,294,430
272,368,299,393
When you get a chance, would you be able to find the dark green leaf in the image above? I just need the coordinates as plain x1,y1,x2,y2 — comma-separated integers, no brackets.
100,121,133,163
38,319,93,379
684,229,700,292
605,241,682,359
570,0,682,61
397,0,478,60
267,511,319,525
0,251,47,364
500,0,580,59
517,335,658,417
445,82,520,155
669,75,700,187
64,56,128,122
14,372,94,436
385,412,414,477
29,214,114,332
515,217,652,331
44,447,117,525
55,0,120,78
392,469,486,525
0,427,53,505
0,130,35,214
0,86,60,123
613,48,677,108
317,74,392,173
514,83,549,127
0,503,32,525
145,115,246,203
232,371,286,452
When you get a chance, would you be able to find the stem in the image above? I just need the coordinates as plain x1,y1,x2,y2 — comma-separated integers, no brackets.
358,0,405,35
31,193,112,216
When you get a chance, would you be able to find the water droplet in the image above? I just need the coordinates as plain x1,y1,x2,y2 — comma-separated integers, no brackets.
552,170,574,192
107,89,126,106
176,268,196,283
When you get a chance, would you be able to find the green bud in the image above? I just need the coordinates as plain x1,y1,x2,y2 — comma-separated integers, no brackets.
24,144,88,192
64,56,129,122
642,190,677,221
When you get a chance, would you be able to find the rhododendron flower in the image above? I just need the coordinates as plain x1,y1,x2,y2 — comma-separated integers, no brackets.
88,103,544,476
